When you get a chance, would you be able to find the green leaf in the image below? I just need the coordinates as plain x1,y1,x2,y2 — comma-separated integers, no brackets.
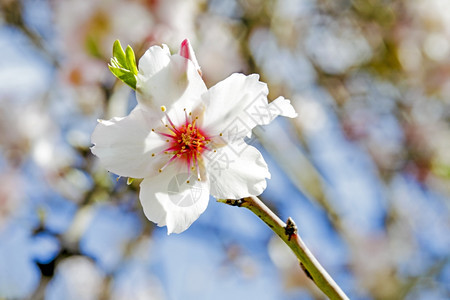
108,65,137,90
112,40,128,68
432,162,450,179
125,46,138,75
85,35,102,58
109,40,138,90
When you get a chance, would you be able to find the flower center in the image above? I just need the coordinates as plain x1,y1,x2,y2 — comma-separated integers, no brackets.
172,121,207,160
153,106,210,181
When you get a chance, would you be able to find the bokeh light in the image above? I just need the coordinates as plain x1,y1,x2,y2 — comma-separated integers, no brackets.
0,0,449,299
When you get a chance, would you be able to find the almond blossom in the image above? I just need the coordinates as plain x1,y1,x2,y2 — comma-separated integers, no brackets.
91,40,297,234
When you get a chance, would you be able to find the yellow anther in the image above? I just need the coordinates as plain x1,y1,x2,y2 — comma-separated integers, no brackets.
160,106,167,112
151,153,155,157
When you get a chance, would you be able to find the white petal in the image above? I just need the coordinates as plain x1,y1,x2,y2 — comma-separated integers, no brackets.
206,144,271,199
137,44,171,79
265,96,298,121
200,74,298,142
91,106,166,178
139,164,210,234
136,45,206,113
199,73,263,139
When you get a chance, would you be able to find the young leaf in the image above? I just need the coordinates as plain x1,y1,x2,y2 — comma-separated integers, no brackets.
112,40,128,68
108,65,137,90
125,46,138,75
109,40,138,90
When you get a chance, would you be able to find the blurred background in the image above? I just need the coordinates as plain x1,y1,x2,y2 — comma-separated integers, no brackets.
0,0,449,299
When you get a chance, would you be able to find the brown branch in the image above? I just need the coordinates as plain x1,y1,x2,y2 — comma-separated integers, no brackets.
219,196,349,300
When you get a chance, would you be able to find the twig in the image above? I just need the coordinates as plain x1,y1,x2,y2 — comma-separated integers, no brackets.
218,196,349,300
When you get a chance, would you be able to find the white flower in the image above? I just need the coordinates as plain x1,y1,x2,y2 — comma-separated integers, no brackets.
91,39,297,234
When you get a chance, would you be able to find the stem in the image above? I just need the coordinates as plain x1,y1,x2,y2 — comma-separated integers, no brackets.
218,196,349,300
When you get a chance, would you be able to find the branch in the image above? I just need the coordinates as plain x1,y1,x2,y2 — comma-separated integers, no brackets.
218,196,349,300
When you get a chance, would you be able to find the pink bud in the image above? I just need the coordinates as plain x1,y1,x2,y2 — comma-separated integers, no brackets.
179,39,202,76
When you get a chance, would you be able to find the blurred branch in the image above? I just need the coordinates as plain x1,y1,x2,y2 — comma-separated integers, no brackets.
0,0,59,66
400,256,450,299
254,126,346,234
235,0,349,240
218,196,349,300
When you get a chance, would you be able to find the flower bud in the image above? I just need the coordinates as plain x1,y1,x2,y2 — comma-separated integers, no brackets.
179,39,202,76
